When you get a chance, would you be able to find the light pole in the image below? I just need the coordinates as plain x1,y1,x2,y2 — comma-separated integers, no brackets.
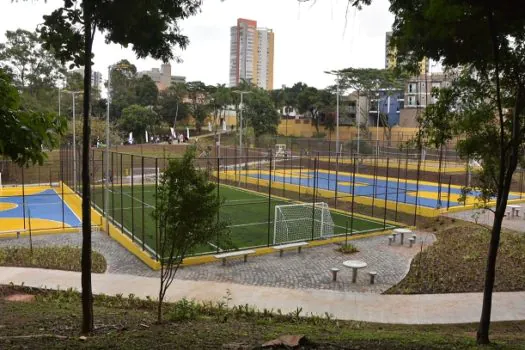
63,90,83,191
105,63,130,232
325,71,342,156
376,92,380,157
336,76,340,155
232,90,252,158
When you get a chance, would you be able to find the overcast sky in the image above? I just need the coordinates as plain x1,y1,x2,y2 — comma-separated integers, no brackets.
0,0,395,89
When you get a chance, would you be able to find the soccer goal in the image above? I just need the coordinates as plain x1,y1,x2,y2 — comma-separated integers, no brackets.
273,202,335,244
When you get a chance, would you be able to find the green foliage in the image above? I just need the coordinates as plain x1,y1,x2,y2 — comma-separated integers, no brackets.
154,148,229,260
0,246,106,273
185,81,210,132
0,68,66,166
336,243,359,254
244,89,281,137
157,82,188,127
118,105,159,143
0,28,65,92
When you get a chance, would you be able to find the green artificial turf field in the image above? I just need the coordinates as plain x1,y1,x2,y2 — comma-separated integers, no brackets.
92,184,392,256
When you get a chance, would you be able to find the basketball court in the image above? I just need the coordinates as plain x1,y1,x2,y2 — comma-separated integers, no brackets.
0,185,81,235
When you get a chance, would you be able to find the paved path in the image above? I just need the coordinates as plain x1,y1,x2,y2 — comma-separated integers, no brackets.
0,232,434,293
176,233,435,293
446,207,525,233
1,266,525,324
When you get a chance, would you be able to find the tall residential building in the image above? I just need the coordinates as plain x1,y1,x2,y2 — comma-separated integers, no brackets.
138,63,185,90
229,18,274,90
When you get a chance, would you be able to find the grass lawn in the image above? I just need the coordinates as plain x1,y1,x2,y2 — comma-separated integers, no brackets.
0,247,106,273
1,285,525,349
92,183,390,255
387,220,525,294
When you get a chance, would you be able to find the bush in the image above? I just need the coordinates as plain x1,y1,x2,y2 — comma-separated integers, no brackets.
336,243,359,254
0,246,106,273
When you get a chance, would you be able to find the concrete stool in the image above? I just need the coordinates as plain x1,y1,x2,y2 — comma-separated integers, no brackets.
330,268,340,282
409,237,416,248
412,234,417,242
369,271,377,284
388,235,394,246
392,232,397,242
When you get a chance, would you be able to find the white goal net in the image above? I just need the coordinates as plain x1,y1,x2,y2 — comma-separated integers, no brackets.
273,202,335,244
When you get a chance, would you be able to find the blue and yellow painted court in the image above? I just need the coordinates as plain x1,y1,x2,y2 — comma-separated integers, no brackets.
222,169,525,217
0,185,81,234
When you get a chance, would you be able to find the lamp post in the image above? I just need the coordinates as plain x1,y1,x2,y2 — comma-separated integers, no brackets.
325,71,341,156
105,63,130,232
232,90,252,167
376,92,380,157
63,90,83,191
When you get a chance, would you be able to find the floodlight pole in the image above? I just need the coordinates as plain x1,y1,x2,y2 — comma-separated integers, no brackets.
233,90,251,185
336,76,340,156
105,65,112,234
63,90,83,191
376,93,380,157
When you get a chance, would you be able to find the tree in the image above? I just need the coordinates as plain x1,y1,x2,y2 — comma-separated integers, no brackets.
297,86,321,133
208,84,231,139
37,0,203,334
157,82,188,128
0,67,66,165
154,148,228,322
244,89,281,137
185,81,210,132
134,74,158,107
0,29,65,94
108,60,138,120
118,105,159,143
324,0,525,344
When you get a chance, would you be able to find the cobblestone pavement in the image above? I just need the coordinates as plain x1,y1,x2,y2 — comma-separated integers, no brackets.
0,231,158,277
0,231,434,293
446,207,525,232
175,232,435,293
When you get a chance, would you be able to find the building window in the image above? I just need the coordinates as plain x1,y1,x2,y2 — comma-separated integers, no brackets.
408,83,417,93
408,96,416,106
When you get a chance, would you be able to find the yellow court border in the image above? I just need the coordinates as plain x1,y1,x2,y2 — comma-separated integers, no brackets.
315,156,469,174
219,170,525,217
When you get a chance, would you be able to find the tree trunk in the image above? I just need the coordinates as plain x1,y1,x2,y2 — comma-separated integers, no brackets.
157,271,164,323
81,6,94,335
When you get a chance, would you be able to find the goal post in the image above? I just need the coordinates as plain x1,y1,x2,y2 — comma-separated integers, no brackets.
273,202,335,244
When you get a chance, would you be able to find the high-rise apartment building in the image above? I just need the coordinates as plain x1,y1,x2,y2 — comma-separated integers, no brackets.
229,18,274,90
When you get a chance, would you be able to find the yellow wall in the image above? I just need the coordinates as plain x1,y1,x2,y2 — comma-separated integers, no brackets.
277,119,419,142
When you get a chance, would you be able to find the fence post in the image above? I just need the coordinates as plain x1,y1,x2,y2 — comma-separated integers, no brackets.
131,155,135,243
413,151,422,227
101,151,105,216
22,166,26,230
311,155,318,241
141,156,145,251
335,151,339,209
111,152,115,226
447,175,452,210
298,150,303,201
350,156,356,235
371,153,378,217
120,153,125,236
395,157,401,222
267,152,273,246
383,158,390,229
155,157,159,261
217,156,221,253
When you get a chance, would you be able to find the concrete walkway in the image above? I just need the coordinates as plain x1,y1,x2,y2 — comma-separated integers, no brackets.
2,267,525,324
